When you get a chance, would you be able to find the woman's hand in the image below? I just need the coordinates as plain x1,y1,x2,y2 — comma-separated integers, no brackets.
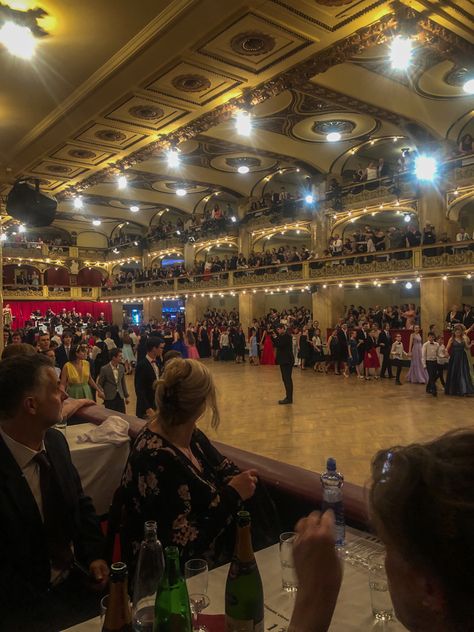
228,469,258,500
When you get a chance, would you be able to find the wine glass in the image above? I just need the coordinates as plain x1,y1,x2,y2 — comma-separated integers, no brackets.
185,559,209,632
188,593,210,632
184,559,208,595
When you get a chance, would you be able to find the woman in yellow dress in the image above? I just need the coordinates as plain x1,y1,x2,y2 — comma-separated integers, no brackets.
60,343,105,400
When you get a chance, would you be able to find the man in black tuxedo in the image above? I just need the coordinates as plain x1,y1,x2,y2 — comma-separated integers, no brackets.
0,354,108,631
463,304,474,329
378,322,394,378
55,330,73,370
134,337,165,418
273,323,294,404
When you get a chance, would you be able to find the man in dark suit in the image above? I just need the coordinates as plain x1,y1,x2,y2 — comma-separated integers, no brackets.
273,323,294,404
463,304,474,329
134,337,165,418
55,330,73,370
97,348,129,413
378,322,394,378
356,322,370,370
0,354,108,631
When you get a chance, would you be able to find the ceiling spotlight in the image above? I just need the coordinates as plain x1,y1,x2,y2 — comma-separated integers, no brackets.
73,197,83,210
0,21,36,59
167,148,180,168
92,219,101,226
390,35,412,70
130,205,139,213
463,78,474,94
305,194,314,204
235,110,251,136
231,216,237,223
176,188,187,197
415,155,437,181
405,281,413,289
327,132,341,142
117,175,127,189
404,214,411,223
238,165,250,174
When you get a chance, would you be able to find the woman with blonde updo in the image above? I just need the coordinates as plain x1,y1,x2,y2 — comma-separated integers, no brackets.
121,358,258,565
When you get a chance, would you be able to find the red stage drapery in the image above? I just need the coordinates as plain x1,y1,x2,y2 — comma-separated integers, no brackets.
4,300,112,329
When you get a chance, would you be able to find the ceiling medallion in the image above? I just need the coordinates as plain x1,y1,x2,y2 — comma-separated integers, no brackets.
225,157,261,169
230,31,275,56
68,148,96,159
46,164,72,174
171,74,212,92
128,105,164,120
444,66,468,87
312,120,356,136
94,129,127,142
313,0,354,5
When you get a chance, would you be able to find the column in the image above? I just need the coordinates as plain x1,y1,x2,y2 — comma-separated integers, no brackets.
311,215,329,257
311,285,344,339
111,301,124,326
143,298,163,322
184,242,195,271
238,292,253,333
185,294,206,326
420,277,463,333
418,184,456,239
238,226,251,258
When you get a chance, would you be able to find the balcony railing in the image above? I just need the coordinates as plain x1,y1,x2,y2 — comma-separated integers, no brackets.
100,240,474,298
2,285,100,299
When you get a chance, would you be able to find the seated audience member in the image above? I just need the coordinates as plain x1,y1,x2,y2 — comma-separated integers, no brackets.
290,429,474,632
0,355,108,631
121,358,258,567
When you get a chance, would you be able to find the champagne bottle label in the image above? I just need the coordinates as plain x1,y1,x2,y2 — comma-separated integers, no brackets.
225,615,264,632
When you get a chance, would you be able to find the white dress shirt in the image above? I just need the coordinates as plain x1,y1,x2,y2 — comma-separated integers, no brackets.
110,363,119,383
422,341,439,367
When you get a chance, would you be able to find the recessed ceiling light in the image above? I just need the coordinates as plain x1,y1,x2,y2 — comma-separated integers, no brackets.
176,188,187,197
235,110,251,136
73,197,83,210
167,148,180,168
0,22,36,59
130,205,139,213
463,78,474,94
92,219,101,226
117,175,127,189
237,165,250,174
327,132,341,142
390,35,412,70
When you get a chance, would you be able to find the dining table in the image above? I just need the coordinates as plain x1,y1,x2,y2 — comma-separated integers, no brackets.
66,527,406,631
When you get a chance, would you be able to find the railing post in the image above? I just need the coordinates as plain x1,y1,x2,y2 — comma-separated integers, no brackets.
228,271,233,287
131,280,136,294
413,247,422,269
42,285,48,297
302,260,309,280
173,278,178,292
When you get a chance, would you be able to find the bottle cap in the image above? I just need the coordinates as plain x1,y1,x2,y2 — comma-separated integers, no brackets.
327,457,337,471
110,561,128,580
237,510,251,526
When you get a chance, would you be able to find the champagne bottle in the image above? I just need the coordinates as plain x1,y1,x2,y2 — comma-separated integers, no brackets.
102,562,133,632
225,511,264,632
132,521,164,632
153,546,192,632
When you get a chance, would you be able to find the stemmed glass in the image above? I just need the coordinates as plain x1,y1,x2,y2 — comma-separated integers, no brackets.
184,559,210,632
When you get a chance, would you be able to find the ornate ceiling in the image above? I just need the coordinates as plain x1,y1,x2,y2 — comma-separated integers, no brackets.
0,0,473,239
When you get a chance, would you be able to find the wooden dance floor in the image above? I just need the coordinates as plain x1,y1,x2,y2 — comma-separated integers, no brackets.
125,362,473,487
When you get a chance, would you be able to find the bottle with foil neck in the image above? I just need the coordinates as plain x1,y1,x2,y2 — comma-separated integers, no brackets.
102,561,133,632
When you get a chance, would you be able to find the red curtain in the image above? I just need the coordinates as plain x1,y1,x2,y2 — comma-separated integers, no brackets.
4,301,112,329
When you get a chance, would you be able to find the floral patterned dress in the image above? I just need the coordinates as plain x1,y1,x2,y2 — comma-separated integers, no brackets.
121,426,242,567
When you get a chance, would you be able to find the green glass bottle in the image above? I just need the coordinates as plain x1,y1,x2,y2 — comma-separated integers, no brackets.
153,546,192,632
225,511,264,632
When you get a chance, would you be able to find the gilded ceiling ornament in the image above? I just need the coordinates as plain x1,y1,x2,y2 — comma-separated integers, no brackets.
444,66,469,87
312,120,356,136
225,157,261,169
94,129,127,142
230,32,276,56
313,0,354,4
128,105,164,120
68,149,96,159
171,74,212,92
46,165,71,173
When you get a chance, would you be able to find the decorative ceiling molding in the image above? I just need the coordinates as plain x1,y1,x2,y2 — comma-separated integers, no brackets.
56,5,474,200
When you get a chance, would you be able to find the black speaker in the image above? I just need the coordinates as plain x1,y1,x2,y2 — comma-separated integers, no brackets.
6,180,57,227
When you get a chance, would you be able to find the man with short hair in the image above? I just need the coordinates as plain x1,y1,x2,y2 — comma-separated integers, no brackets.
272,323,294,405
55,331,73,370
134,337,164,418
0,355,108,630
10,331,22,344
422,332,440,397
37,331,50,352
97,348,129,413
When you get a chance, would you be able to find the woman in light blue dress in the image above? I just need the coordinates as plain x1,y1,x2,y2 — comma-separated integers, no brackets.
249,327,259,365
406,325,428,384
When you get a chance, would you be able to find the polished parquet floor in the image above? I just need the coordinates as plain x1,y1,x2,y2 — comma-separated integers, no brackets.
125,362,473,487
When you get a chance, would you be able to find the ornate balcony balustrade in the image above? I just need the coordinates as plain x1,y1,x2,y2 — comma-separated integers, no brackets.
2,285,100,300
100,240,474,299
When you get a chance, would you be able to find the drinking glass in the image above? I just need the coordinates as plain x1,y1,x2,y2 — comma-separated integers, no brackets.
184,559,208,595
99,594,109,628
279,532,298,592
188,593,210,632
368,552,394,621
55,418,67,433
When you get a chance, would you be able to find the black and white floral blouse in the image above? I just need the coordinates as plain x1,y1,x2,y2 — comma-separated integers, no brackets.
120,425,242,565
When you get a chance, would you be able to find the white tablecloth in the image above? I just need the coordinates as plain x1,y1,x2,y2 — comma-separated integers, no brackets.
66,422,130,515
66,529,406,631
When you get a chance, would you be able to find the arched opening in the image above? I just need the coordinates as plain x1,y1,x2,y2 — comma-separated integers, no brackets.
3,264,41,287
77,267,107,287
44,267,71,286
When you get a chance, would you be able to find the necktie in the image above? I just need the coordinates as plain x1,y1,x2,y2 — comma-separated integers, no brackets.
34,451,73,572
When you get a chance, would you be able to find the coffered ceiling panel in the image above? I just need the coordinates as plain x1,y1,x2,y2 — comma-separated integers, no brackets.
73,124,146,150
145,61,243,106
49,144,116,167
27,161,90,180
196,11,312,73
104,95,189,131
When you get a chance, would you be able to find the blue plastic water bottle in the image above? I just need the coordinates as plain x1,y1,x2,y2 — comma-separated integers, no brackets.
320,457,345,546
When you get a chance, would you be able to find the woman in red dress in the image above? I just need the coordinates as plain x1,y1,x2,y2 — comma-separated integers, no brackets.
260,326,276,365
364,328,380,380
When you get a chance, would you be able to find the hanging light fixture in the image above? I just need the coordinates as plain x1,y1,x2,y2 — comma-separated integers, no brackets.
235,110,252,136
0,4,49,60
390,35,413,70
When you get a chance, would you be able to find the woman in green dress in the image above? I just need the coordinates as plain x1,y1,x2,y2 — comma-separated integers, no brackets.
60,343,105,400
